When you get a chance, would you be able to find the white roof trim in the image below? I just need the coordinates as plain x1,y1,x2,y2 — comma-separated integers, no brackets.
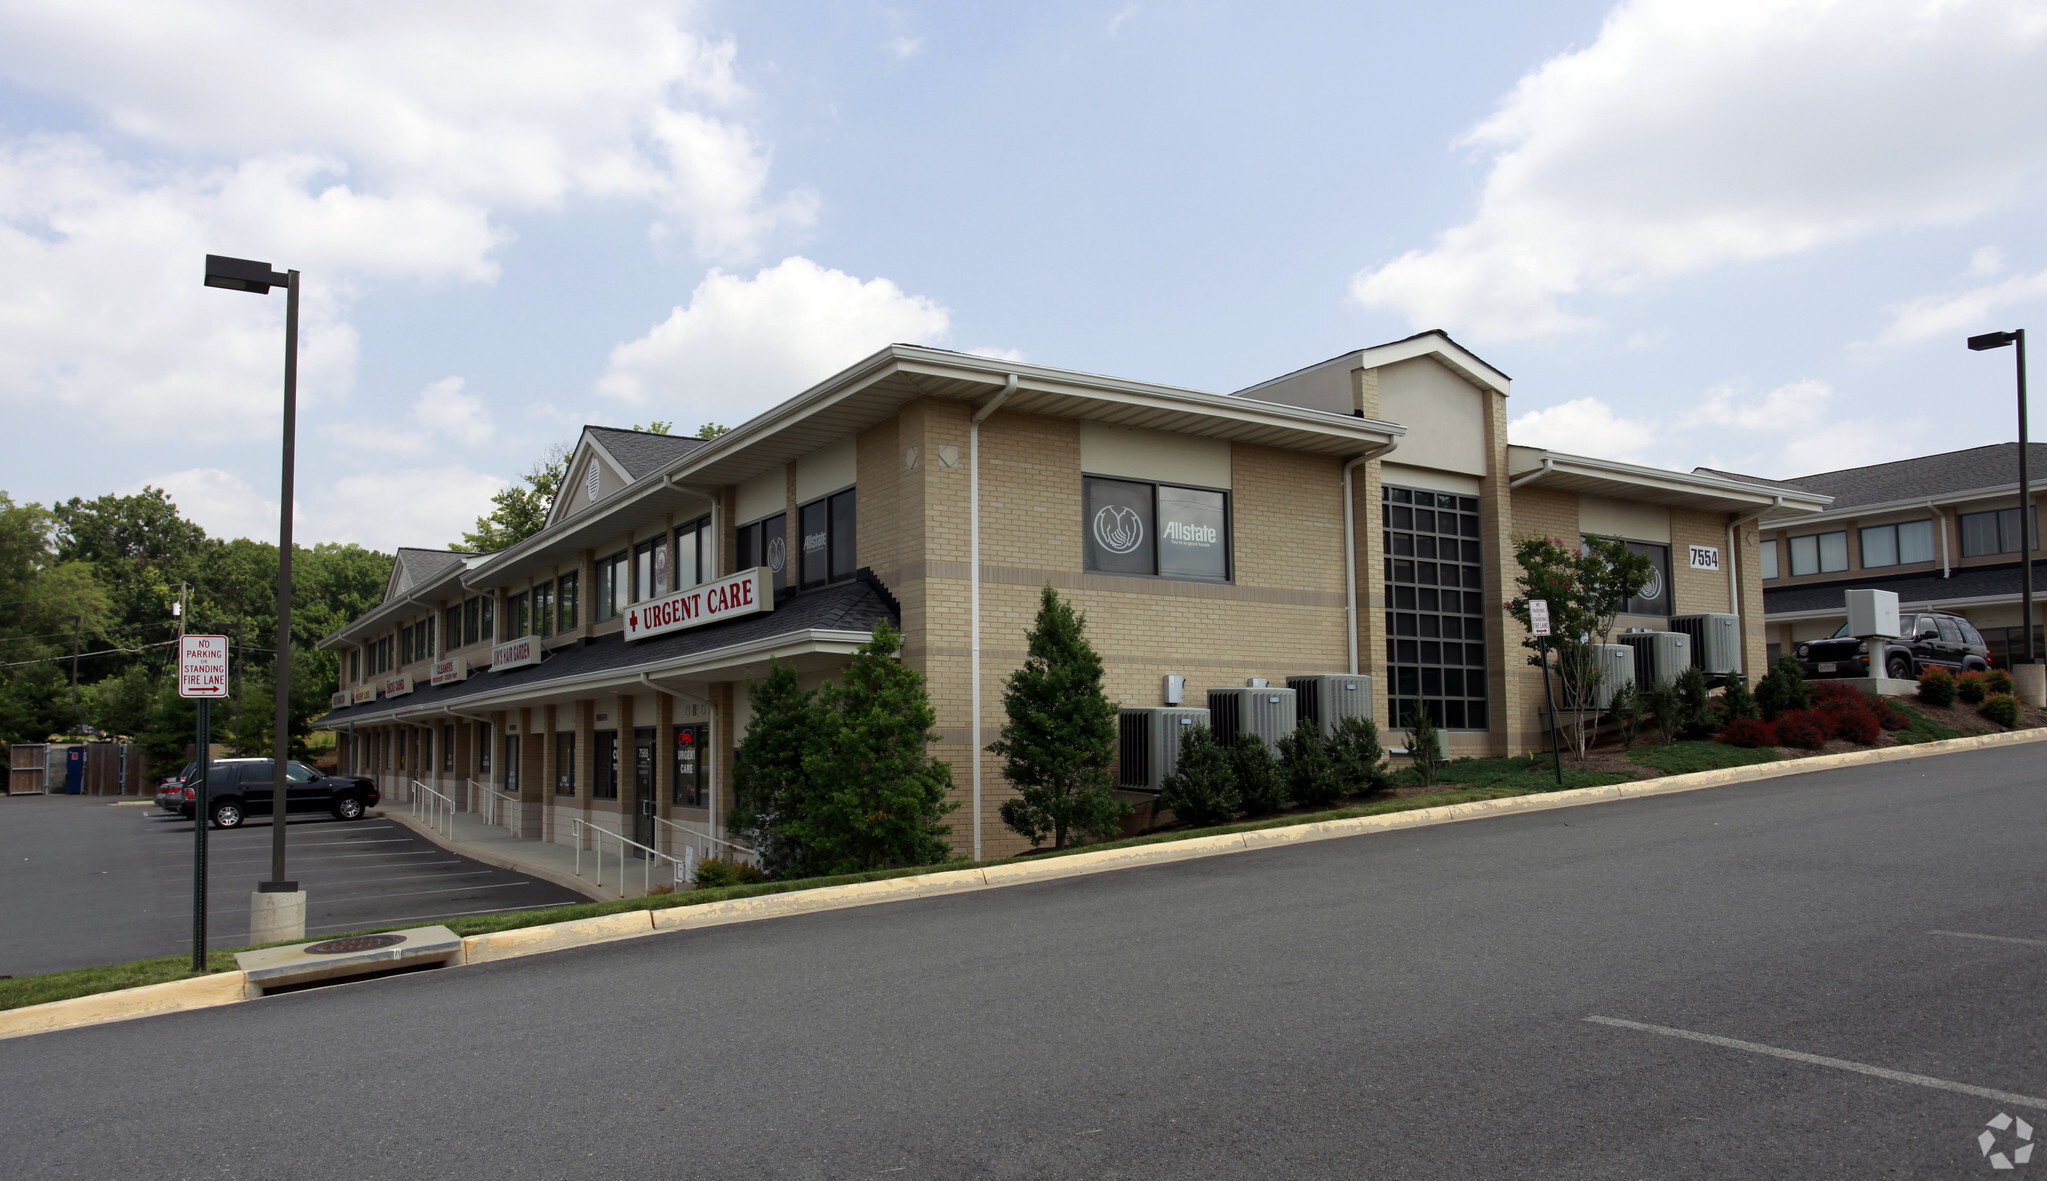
1232,331,1513,400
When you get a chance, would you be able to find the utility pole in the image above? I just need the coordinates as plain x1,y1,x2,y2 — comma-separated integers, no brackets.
231,621,246,757
69,614,82,732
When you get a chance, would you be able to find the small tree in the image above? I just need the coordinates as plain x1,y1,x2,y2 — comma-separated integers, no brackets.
1405,705,1444,786
1230,737,1288,815
1754,655,1812,720
1503,535,1654,762
1158,725,1239,827
796,621,957,874
1674,666,1713,737
991,587,1128,849
1719,674,1760,722
1327,715,1387,794
728,663,818,878
1608,680,1642,748
1276,719,1343,809
1646,684,1685,745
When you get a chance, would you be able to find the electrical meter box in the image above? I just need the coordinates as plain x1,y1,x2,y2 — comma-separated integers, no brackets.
1845,589,1902,639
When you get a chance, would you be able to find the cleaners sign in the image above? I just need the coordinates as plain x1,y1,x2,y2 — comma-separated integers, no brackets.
625,567,773,642
178,635,230,699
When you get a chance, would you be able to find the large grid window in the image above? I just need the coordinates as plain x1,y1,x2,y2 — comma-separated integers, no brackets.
1383,485,1487,730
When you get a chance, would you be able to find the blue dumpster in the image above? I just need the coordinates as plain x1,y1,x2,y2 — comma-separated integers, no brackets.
63,747,84,794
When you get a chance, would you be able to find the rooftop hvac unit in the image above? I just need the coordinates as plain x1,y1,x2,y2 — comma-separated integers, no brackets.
1116,707,1211,791
1616,630,1689,692
1205,687,1297,750
1286,674,1372,739
1583,643,1635,712
1669,613,1742,683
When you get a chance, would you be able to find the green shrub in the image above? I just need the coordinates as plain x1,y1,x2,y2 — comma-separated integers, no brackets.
1718,674,1760,722
1276,719,1344,809
1326,714,1387,794
1230,736,1289,815
1983,667,2017,696
1917,665,1957,707
1675,666,1713,737
1608,680,1643,747
691,856,764,889
1404,705,1444,787
1158,725,1239,827
1646,685,1685,745
1979,693,2022,728
1956,670,1988,705
1754,655,1812,720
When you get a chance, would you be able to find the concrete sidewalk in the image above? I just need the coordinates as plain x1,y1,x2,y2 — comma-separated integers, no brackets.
376,807,683,903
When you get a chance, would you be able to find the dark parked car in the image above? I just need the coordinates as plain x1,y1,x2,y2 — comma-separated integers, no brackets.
175,758,379,828
1796,610,1990,680
156,761,197,813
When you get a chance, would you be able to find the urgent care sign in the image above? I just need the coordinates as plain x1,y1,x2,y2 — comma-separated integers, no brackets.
625,567,773,641
178,635,230,698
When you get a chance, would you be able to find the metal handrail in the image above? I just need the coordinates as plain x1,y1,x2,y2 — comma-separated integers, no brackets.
571,818,690,898
476,780,522,831
650,813,755,863
411,779,455,838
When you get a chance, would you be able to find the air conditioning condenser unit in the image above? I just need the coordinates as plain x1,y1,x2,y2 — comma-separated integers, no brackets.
1205,687,1296,750
1669,613,1741,683
1286,674,1372,739
1116,707,1211,791
1616,630,1689,691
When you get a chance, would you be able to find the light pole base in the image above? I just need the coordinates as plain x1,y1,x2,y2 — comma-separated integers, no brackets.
249,888,308,945
2013,663,2047,708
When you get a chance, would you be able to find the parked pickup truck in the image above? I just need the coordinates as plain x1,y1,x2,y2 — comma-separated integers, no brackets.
175,758,379,828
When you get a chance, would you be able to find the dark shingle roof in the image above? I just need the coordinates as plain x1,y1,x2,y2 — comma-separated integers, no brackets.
1764,558,2047,615
391,548,476,593
314,574,897,728
1712,443,2047,512
585,427,709,479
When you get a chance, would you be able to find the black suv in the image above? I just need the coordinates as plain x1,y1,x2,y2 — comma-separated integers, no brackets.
1796,610,1991,680
176,758,379,828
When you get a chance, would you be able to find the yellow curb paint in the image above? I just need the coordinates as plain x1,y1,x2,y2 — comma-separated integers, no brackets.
461,910,654,965
0,970,247,1041
11,724,2047,1041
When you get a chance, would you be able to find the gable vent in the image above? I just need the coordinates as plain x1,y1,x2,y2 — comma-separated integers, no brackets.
585,464,600,502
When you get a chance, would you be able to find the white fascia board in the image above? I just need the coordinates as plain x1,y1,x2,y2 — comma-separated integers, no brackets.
1520,451,1833,512
1351,333,1511,394
374,629,874,719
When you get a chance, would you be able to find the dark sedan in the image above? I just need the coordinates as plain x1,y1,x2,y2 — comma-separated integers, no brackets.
175,757,379,828
1796,610,1990,680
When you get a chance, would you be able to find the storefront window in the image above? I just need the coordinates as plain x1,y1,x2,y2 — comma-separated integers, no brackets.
672,724,705,807
1082,476,1230,581
1384,485,1488,730
555,732,576,796
594,731,619,799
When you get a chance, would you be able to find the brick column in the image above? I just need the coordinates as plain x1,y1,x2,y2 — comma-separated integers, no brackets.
1479,386,1519,757
574,699,596,848
1353,365,1390,731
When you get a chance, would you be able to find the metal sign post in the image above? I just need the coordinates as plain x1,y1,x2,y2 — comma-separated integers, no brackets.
179,636,230,972
1529,601,1563,787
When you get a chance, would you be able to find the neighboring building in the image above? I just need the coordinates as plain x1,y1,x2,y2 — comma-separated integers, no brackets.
314,333,1822,860
1728,443,2047,667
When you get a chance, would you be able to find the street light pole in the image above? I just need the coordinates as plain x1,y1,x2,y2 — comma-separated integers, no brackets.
1969,329,2033,664
204,254,304,941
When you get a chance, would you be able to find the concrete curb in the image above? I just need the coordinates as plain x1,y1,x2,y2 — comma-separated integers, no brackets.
9,724,2044,1041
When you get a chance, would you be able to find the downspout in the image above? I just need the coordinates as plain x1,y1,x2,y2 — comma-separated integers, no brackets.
969,374,1018,862
1342,433,1402,676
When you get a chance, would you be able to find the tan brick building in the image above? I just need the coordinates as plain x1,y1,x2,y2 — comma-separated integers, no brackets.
316,333,1823,861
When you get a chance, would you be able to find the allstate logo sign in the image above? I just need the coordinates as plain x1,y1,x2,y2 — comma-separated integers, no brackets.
1980,1112,2035,1169
765,534,787,573
1093,505,1144,554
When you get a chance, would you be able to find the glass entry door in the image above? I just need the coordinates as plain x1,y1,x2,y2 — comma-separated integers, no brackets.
632,727,657,855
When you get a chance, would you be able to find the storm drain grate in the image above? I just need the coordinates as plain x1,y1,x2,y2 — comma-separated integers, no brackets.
303,934,408,955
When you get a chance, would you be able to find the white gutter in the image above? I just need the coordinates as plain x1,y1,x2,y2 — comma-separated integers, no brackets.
1507,455,1555,490
969,374,1018,862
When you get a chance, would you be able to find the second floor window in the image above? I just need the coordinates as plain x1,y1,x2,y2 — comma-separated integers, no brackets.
634,536,668,601
508,592,529,639
1083,476,1230,581
799,488,857,589
559,571,579,631
1760,539,1779,580
1788,530,1848,576
534,580,554,638
675,515,708,589
1960,506,2037,557
597,551,628,621
445,605,461,650
1861,520,1935,568
736,513,789,591
463,598,480,645
349,649,360,683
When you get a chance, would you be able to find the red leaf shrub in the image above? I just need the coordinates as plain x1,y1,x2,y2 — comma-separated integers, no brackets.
1809,680,1864,705
1772,709,1831,750
1716,717,1778,748
1983,668,2016,696
1956,671,1988,705
1829,705,1881,745
1872,699,1910,730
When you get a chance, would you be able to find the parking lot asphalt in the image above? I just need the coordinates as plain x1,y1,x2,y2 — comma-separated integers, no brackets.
0,794,584,976
5,743,2046,1178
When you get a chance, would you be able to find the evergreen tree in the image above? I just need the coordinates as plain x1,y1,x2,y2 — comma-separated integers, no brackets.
1405,705,1444,786
1276,719,1343,809
1719,674,1760,721
1231,736,1288,815
1158,725,1239,827
1753,655,1811,720
1326,714,1387,794
728,663,819,878
1674,666,1714,736
796,621,957,873
991,587,1128,849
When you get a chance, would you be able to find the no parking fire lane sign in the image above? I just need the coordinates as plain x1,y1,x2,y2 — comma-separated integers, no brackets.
178,635,230,698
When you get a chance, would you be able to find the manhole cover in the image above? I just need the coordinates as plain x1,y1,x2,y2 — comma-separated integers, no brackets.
303,934,407,955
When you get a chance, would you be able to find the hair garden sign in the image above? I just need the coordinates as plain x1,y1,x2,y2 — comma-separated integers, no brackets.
626,567,774,642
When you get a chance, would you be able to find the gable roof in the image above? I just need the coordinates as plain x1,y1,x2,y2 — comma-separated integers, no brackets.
583,426,710,478
1728,443,2047,525
1230,329,1513,401
384,547,477,602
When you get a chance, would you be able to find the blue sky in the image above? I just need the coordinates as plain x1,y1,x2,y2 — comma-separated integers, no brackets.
3,0,2045,550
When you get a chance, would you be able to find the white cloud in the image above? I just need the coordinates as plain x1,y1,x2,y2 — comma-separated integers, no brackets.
1352,0,2047,339
410,378,496,449
1875,265,2047,347
1683,379,1832,434
137,469,282,545
598,256,954,419
133,462,507,552
883,35,925,60
1508,397,1658,460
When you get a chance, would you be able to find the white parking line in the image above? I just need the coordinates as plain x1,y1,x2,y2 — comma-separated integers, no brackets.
291,870,496,888
1585,1016,2047,1111
1931,930,2047,949
317,882,534,904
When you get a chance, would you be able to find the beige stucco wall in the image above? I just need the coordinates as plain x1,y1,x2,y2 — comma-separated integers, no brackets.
1376,357,1487,477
